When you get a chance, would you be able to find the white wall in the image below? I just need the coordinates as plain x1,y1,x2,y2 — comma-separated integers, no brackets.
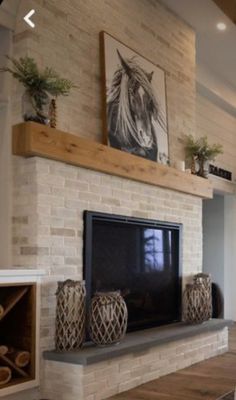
203,193,236,321
224,195,236,320
0,26,12,267
196,91,236,181
203,192,236,321
203,195,224,297
197,65,236,321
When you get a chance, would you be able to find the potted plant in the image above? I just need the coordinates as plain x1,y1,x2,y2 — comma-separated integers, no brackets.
182,135,223,178
0,56,76,125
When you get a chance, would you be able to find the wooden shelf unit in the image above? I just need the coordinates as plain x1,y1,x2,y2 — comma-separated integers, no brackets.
12,122,213,199
0,287,29,322
0,283,36,390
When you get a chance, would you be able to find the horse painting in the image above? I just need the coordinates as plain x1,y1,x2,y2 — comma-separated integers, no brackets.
102,33,168,163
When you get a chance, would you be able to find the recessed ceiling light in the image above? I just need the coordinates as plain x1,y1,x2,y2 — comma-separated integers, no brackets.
216,22,227,31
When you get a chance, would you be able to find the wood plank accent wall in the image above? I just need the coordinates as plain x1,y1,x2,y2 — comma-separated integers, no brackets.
12,122,213,199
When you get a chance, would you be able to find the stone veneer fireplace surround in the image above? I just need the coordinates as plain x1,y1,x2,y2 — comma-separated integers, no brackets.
5,112,225,399
10,141,230,400
2,0,230,396
43,320,230,400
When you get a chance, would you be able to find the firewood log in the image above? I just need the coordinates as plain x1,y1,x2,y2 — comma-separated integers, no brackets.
0,305,4,318
0,366,11,385
6,346,14,354
0,354,28,377
0,346,8,356
8,350,30,368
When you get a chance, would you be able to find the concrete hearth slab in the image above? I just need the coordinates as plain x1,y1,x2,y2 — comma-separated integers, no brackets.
43,318,232,366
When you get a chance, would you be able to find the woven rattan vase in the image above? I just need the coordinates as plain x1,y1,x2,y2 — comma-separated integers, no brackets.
183,282,211,324
193,273,212,320
55,280,86,351
89,291,128,346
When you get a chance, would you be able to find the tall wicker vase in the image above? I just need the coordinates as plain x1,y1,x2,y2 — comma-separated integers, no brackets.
183,282,211,324
89,292,128,346
55,280,86,351
193,273,212,320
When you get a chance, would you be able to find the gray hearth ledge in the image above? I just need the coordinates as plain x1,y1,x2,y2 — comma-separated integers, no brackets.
44,319,232,366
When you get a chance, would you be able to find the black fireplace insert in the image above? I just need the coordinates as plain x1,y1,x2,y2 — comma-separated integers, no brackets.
83,211,182,332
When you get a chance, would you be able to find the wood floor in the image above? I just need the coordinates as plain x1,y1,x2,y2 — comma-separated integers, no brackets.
109,325,236,400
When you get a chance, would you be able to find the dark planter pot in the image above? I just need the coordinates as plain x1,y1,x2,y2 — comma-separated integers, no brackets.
22,90,51,125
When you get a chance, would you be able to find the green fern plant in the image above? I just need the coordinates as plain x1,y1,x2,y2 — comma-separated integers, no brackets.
181,134,223,177
0,56,76,123
181,134,223,161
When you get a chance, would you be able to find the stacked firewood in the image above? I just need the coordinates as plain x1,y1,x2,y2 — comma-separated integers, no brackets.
0,345,30,385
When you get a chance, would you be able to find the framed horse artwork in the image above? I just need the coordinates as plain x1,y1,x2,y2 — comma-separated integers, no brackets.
100,31,169,164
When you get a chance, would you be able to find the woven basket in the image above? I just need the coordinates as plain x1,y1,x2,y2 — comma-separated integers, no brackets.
183,282,211,324
194,273,212,320
89,291,128,346
55,280,86,351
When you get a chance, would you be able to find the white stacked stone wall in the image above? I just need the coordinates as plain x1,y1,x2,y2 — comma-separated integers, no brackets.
12,155,203,351
42,328,228,400
10,0,198,382
6,1,214,399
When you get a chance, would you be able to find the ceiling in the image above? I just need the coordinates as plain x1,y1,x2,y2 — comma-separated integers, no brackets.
160,0,236,106
1,0,236,110
1,0,235,89
212,0,236,24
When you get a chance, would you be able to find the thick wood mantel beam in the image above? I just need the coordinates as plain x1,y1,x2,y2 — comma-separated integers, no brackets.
12,122,213,199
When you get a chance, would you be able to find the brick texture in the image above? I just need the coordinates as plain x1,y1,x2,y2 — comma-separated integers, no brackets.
9,1,203,399
42,328,228,400
12,156,203,352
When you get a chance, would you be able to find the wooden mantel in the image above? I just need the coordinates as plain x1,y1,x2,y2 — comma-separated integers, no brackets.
12,122,213,199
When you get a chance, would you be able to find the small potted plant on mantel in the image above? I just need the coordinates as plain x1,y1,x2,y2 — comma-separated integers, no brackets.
182,134,223,178
0,56,76,127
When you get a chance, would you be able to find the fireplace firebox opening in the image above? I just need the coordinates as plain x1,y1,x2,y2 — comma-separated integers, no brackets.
84,211,182,333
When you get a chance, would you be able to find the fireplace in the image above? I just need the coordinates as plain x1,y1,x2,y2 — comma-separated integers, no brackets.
84,211,182,332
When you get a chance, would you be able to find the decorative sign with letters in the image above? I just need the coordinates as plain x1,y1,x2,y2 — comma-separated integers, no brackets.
209,164,232,181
